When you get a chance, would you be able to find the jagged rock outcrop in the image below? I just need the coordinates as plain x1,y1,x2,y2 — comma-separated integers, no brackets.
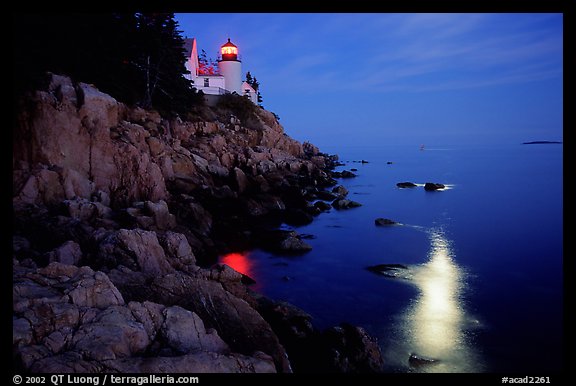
13,73,382,374
13,73,314,209
13,262,275,373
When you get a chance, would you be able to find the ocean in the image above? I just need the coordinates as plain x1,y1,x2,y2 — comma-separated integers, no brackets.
220,143,563,373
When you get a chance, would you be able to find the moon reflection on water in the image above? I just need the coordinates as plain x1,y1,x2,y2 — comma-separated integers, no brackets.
384,228,484,373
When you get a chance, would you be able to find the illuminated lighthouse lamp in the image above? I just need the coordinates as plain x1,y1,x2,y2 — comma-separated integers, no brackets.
220,38,239,61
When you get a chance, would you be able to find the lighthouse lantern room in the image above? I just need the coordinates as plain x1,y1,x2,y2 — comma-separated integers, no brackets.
220,38,239,61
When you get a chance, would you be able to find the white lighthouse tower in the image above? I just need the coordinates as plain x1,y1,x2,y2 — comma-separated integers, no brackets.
218,38,243,95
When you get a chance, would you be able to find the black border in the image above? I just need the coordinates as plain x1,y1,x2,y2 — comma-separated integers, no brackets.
11,1,572,384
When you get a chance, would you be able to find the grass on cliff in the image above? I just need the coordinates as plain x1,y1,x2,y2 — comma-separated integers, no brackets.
214,93,264,130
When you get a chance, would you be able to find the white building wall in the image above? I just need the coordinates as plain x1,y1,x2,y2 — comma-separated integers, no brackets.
241,81,258,104
218,60,243,94
192,76,226,95
184,38,199,81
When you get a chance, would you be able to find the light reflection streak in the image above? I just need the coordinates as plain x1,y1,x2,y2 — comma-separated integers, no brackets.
220,252,254,279
386,228,483,373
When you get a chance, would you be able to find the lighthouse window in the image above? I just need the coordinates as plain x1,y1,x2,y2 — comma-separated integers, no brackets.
204,78,210,87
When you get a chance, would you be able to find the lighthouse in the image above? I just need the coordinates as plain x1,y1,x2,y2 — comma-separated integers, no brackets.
183,37,258,104
218,38,243,95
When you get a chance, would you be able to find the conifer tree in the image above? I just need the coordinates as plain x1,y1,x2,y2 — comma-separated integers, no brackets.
13,12,202,116
245,71,262,105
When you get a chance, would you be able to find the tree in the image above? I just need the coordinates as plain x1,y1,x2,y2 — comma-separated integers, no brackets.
245,71,262,106
245,71,253,86
132,13,200,114
12,12,202,116
198,49,219,75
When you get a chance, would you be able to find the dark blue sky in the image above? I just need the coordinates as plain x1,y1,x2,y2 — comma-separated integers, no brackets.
175,13,563,149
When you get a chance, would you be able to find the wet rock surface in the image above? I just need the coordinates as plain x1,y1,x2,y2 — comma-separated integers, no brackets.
424,182,446,191
366,264,410,278
332,199,362,210
375,218,398,226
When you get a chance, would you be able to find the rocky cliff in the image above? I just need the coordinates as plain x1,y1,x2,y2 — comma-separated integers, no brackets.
12,73,384,373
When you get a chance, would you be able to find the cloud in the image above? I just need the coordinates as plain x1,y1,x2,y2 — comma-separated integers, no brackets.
264,13,562,95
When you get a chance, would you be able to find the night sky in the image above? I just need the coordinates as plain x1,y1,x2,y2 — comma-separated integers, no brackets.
175,13,563,150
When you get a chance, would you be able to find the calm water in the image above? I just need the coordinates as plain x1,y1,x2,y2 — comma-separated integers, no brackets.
220,143,563,373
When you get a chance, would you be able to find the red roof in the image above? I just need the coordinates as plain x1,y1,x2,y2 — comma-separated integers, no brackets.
221,38,237,48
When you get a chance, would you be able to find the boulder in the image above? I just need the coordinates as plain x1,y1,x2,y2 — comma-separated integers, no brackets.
340,170,357,178
13,264,125,346
144,200,176,230
321,324,385,373
333,171,350,178
396,182,417,188
332,199,362,210
150,272,291,372
13,317,33,348
313,201,332,212
47,240,83,265
409,353,440,368
253,174,271,193
283,208,314,226
71,306,150,361
315,190,338,201
280,236,313,253
366,264,409,278
65,270,125,309
161,306,229,354
331,185,349,198
158,231,196,269
61,168,95,199
172,196,213,236
374,218,397,226
258,230,313,254
97,229,173,275
77,81,119,130
424,182,445,191
233,167,250,194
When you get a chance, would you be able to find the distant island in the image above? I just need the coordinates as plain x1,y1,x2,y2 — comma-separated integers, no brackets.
522,141,562,145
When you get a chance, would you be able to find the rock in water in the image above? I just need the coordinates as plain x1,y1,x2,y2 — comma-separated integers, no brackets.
321,324,385,372
331,185,349,198
332,199,362,210
424,182,445,191
313,201,332,212
340,170,357,178
315,190,338,201
257,230,313,254
366,264,409,278
374,218,397,226
396,182,417,188
280,236,313,253
409,353,440,368
283,208,314,226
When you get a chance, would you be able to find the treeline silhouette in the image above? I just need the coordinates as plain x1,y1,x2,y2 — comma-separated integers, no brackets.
13,13,203,116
